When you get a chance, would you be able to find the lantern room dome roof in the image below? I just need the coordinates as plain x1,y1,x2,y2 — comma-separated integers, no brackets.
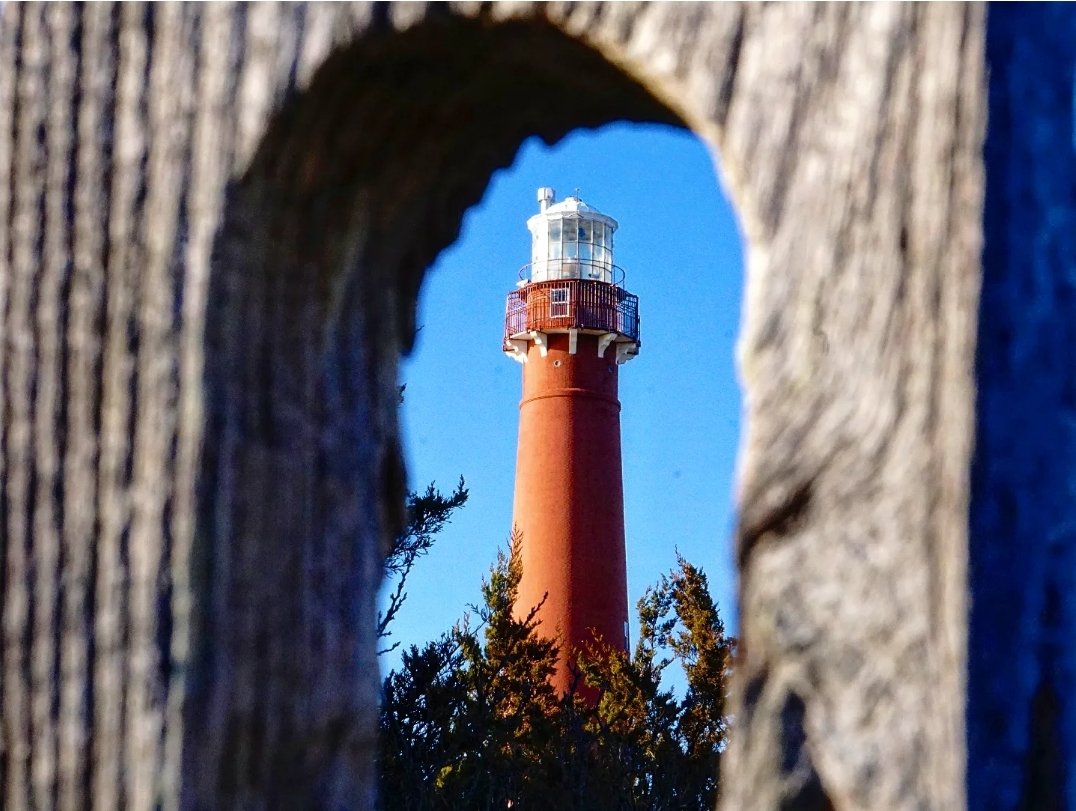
530,191,618,230
545,195,600,215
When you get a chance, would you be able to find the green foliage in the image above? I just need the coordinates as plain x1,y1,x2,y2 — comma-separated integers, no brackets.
378,478,469,654
380,532,564,810
379,533,734,810
380,634,469,808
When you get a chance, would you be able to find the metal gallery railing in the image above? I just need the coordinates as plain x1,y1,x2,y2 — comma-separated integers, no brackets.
504,279,640,346
517,260,627,287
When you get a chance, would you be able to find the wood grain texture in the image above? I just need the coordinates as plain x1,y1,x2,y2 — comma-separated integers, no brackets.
719,5,983,810
0,3,985,809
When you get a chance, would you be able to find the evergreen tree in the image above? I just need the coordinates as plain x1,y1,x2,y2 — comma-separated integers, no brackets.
379,533,734,810
380,533,563,810
380,633,469,811
580,554,733,809
379,478,469,654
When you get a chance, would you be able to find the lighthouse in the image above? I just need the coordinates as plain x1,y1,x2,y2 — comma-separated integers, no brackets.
503,187,640,692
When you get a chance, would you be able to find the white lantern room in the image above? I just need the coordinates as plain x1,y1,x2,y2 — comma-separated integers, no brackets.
526,187,619,284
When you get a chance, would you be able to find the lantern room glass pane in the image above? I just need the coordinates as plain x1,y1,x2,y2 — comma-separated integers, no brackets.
580,243,592,261
549,220,561,242
579,221,592,243
564,221,578,242
595,246,609,268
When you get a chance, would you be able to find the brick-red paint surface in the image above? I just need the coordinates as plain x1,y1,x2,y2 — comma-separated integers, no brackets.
511,331,628,693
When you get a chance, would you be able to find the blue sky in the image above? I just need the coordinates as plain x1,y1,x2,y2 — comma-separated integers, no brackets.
382,122,744,674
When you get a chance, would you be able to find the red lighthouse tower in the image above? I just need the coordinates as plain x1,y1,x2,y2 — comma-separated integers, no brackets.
504,187,640,692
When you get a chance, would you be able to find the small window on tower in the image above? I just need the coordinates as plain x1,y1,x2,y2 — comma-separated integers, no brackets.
550,286,570,318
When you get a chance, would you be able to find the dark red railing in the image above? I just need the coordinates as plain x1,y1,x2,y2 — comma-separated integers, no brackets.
504,279,640,347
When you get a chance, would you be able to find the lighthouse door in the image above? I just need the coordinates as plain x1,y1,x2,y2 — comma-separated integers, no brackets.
549,286,570,318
